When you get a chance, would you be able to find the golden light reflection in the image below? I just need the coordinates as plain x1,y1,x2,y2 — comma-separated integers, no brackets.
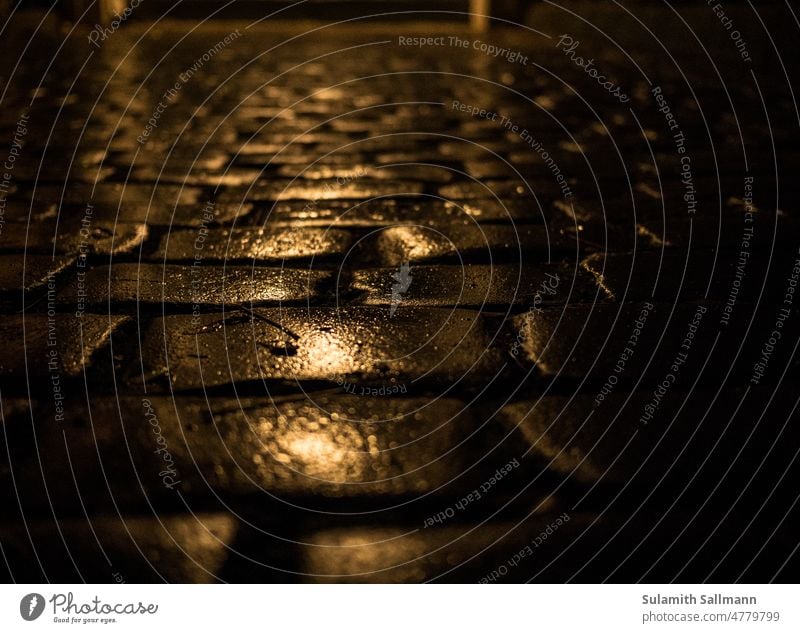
286,433,348,472
304,329,359,375
258,412,369,482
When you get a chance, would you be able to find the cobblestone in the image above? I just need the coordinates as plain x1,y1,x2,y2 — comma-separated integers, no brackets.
0,314,129,378
0,514,236,582
59,263,329,306
357,224,571,266
510,301,800,383
353,264,595,307
498,387,800,490
139,308,502,389
581,251,800,303
156,227,353,262
0,221,148,256
258,199,540,227
1,4,797,583
0,254,74,293
217,180,425,203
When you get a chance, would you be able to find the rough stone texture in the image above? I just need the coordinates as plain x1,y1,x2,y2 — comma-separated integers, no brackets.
258,199,541,227
59,264,329,306
498,387,800,493
300,511,589,582
0,314,129,378
139,308,502,389
0,254,75,293
276,164,454,183
510,300,800,384
0,221,148,256
352,264,598,307
156,227,353,262
355,224,572,266
581,251,800,303
218,180,425,203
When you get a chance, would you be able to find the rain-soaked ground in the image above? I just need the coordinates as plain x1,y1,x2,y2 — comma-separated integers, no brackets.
1,3,799,582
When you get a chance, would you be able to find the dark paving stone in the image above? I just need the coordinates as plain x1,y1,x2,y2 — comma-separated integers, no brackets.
218,180,424,203
373,152,457,167
0,514,236,582
7,197,252,229
275,164,454,184
439,181,563,202
139,308,501,389
355,224,573,266
298,509,626,582
438,140,520,158
557,185,785,228
10,186,252,227
156,227,353,263
259,198,541,227
551,214,785,255
0,396,34,421
498,388,800,491
131,166,266,187
59,264,328,306
0,393,486,515
0,254,75,293
0,314,129,378
352,264,597,308
508,301,800,384
581,250,800,303
130,394,475,498
0,221,148,256
235,152,370,167
4,163,116,184
28,183,204,207
122,150,230,172
0,200,60,224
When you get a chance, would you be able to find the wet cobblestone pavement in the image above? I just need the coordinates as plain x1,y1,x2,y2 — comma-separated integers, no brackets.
1,3,799,582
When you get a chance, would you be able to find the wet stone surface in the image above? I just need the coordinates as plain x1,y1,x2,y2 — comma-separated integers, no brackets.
0,221,148,256
0,394,486,514
1,5,798,582
217,180,425,203
139,308,502,389
498,387,800,490
510,301,800,385
581,251,800,303
156,227,354,263
0,514,237,582
0,314,129,378
59,263,330,306
352,264,598,308
0,254,75,294
257,198,542,227
355,224,572,266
